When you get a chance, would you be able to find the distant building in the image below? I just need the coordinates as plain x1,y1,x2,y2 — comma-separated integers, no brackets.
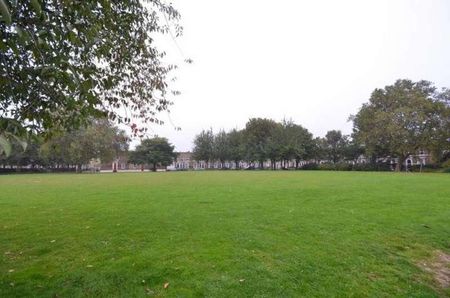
172,152,196,169
405,150,433,167
100,154,143,172
357,151,432,165
166,149,434,171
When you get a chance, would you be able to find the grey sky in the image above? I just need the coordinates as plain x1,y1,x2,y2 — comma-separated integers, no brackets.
140,0,450,152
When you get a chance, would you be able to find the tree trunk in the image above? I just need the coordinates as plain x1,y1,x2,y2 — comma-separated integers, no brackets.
295,159,300,169
235,160,239,169
396,156,405,172
152,163,157,172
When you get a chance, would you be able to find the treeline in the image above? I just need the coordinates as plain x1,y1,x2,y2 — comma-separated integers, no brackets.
192,79,450,171
0,119,128,172
1,79,448,173
193,119,362,170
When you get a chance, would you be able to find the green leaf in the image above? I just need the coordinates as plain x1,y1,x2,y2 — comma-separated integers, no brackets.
37,36,44,45
0,38,7,51
16,26,31,44
0,0,11,24
81,79,93,91
30,0,42,16
0,135,12,157
11,134,28,151
37,29,47,36
68,31,77,43
68,65,81,86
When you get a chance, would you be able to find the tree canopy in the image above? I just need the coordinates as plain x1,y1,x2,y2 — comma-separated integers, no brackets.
0,0,180,140
279,119,314,168
129,137,176,171
351,79,450,170
213,130,230,167
227,129,244,169
1,119,129,171
323,130,347,163
192,119,317,169
192,129,214,166
244,118,278,168
40,119,128,170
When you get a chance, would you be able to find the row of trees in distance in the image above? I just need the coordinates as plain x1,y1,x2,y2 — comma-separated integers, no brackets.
0,120,178,173
0,119,129,172
193,80,449,171
1,79,449,173
193,120,361,170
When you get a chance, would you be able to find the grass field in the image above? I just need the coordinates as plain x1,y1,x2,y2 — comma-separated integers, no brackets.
0,171,449,297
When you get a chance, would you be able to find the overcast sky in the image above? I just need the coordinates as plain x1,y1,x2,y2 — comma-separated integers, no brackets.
138,0,450,152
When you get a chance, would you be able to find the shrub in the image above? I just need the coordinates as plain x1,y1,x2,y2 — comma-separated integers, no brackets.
409,164,441,173
300,163,319,170
335,163,353,171
318,163,336,171
440,159,450,168
352,163,392,172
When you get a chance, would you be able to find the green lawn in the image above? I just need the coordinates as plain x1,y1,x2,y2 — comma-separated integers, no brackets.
0,171,449,297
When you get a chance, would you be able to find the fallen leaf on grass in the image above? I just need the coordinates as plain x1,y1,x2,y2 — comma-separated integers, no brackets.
50,240,56,243
8,269,14,273
86,265,93,268
163,282,169,289
239,279,245,282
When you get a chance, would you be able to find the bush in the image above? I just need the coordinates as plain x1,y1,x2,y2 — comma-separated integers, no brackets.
300,163,319,170
300,162,392,172
317,163,352,171
409,164,441,173
440,159,450,168
0,167,77,175
352,163,392,172
318,163,336,171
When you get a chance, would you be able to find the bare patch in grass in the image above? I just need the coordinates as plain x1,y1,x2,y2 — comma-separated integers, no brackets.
419,250,450,289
